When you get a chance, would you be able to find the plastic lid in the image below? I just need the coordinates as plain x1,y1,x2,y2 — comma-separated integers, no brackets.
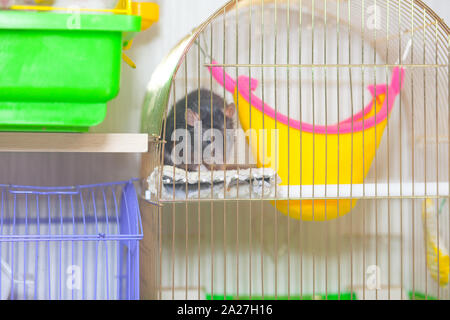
0,11,141,32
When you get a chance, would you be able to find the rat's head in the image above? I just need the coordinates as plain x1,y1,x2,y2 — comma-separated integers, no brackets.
185,89,236,169
185,89,235,131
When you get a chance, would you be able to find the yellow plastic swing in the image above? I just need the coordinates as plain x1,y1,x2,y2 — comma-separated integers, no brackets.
210,63,404,221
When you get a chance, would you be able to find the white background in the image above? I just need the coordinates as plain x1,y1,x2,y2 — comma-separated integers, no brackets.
0,0,448,300
1,0,447,187
100,0,450,134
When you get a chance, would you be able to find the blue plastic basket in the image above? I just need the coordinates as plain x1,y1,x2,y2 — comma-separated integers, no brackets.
0,180,143,300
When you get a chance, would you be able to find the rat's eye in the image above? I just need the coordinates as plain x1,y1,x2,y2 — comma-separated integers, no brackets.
203,141,211,150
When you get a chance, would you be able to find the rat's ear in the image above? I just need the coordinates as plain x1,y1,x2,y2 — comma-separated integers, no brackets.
186,109,201,127
225,103,236,118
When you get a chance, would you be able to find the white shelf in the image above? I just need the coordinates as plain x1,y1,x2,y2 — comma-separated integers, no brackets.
0,133,149,153
277,182,449,199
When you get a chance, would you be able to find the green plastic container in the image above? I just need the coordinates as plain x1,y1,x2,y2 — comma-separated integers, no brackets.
206,292,357,300
0,11,141,132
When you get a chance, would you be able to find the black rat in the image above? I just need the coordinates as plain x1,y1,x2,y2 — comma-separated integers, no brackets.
163,89,236,171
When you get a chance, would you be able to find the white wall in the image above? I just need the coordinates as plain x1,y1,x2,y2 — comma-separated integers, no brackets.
426,0,449,23
0,0,227,186
1,0,447,186
0,0,449,299
97,0,450,134
95,0,227,133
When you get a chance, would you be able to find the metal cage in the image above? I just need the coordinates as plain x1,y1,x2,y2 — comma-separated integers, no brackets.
141,0,450,300
0,180,143,300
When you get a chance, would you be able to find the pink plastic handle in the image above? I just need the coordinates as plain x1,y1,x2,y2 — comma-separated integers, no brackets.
209,60,404,134
208,61,237,93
